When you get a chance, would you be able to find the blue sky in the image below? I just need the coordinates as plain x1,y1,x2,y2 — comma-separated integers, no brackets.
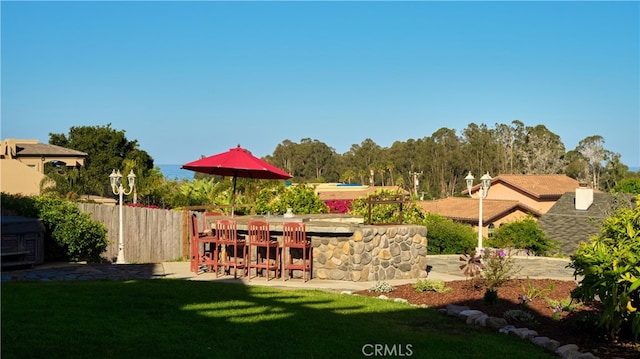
2,1,639,167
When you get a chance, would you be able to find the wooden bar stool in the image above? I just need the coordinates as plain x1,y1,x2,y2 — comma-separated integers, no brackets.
247,220,280,281
189,213,218,274
215,219,246,278
282,222,312,282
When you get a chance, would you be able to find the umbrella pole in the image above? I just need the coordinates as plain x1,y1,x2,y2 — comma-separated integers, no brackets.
231,175,237,217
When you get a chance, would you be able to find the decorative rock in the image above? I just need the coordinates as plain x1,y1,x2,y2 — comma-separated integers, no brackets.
393,298,408,304
377,295,389,300
576,353,599,359
446,304,470,316
530,336,550,347
512,328,538,339
486,317,508,329
556,344,580,358
543,339,561,352
499,325,517,334
474,314,489,326
340,291,353,295
459,310,484,324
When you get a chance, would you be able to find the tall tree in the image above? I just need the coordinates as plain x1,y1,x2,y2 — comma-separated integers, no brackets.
577,135,606,190
48,124,154,197
270,140,298,177
600,152,628,191
518,124,565,174
298,138,339,182
494,120,525,174
461,123,500,177
429,128,463,198
346,138,382,185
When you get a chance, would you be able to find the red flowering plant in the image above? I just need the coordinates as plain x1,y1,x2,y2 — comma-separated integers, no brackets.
325,199,352,214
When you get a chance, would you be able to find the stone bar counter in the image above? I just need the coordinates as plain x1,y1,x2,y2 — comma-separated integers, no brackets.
207,214,429,281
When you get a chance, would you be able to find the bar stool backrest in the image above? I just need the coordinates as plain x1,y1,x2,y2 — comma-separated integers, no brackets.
216,219,238,243
283,222,307,246
248,220,270,244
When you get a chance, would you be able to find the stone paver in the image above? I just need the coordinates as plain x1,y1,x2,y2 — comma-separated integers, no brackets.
425,255,577,281
1,255,577,285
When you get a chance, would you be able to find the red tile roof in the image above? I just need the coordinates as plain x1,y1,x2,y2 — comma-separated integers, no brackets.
467,174,582,199
417,197,540,223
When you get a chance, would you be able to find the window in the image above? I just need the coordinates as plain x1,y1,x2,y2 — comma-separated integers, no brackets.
488,223,495,237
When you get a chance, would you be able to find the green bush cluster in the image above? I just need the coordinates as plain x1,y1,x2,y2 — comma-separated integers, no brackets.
413,279,452,293
1,193,109,263
570,197,640,340
481,248,519,291
486,216,558,256
420,213,476,254
34,196,109,262
254,184,329,215
368,281,394,293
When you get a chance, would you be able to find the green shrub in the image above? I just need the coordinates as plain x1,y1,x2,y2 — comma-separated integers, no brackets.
255,184,328,215
368,281,394,293
34,196,108,262
348,189,424,224
486,216,558,256
480,248,519,291
413,279,452,293
420,213,476,254
0,193,38,217
569,198,640,340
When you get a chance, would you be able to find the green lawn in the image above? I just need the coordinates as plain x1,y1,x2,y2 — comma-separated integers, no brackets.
1,279,555,359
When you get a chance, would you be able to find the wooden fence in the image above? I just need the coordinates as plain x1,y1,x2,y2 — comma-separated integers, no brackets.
78,203,188,263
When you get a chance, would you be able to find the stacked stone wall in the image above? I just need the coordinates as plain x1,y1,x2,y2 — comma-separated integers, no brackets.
312,224,428,282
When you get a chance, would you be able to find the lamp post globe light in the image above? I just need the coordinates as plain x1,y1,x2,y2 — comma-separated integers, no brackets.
465,171,492,256
109,169,136,264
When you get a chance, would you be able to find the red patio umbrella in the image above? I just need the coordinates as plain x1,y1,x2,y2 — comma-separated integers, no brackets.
181,145,292,214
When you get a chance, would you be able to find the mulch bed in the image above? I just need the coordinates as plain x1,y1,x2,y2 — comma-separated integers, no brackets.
355,279,639,358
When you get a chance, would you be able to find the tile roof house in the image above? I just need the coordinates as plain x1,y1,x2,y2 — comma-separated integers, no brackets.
1,138,88,196
418,174,586,241
538,188,636,255
467,174,582,215
417,197,540,238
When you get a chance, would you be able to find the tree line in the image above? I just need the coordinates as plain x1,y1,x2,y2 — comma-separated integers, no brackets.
41,121,637,207
266,120,632,198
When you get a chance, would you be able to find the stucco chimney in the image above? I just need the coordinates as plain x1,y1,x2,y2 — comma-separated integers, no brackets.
575,183,593,210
